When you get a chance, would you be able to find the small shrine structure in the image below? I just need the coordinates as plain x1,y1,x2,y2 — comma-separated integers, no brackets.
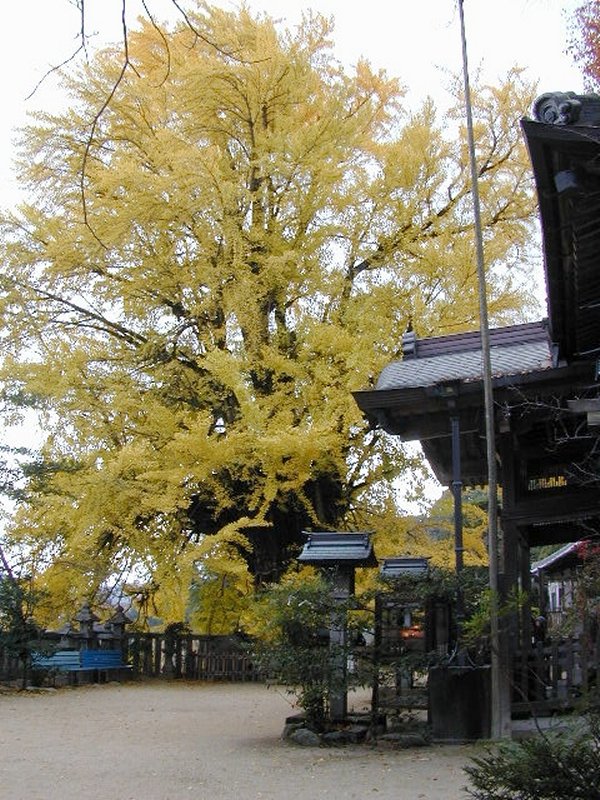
298,531,377,720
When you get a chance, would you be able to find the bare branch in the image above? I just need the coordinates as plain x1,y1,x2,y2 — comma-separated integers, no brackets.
25,0,88,101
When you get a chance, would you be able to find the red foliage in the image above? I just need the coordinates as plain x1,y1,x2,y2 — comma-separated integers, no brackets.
576,539,600,561
570,1,600,88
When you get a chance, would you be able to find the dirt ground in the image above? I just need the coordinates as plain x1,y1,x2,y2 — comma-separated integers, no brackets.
0,681,480,800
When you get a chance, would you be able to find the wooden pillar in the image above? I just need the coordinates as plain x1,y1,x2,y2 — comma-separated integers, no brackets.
496,418,524,729
326,566,354,721
497,420,525,636
450,413,465,646
520,537,533,650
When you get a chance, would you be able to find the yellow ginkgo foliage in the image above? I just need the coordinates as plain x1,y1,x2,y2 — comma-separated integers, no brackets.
0,3,536,627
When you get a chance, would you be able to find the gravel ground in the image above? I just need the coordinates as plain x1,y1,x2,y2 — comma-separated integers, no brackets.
0,681,479,800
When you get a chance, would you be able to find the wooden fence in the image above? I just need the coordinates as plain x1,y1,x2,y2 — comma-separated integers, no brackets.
124,633,261,682
3,628,599,716
512,636,600,714
0,632,262,684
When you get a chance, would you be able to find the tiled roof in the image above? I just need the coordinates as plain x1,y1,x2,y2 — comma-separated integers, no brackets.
298,531,377,566
380,557,430,578
376,339,555,391
530,541,580,574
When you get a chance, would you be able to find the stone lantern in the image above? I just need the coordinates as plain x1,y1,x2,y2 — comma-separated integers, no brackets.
107,606,129,640
75,603,99,648
298,531,377,721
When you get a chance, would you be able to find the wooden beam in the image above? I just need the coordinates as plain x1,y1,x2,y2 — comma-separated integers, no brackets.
502,486,600,528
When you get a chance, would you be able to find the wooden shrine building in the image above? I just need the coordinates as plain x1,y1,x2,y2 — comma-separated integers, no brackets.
353,92,600,710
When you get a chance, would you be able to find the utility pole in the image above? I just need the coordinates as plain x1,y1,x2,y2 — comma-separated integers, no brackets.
456,0,511,739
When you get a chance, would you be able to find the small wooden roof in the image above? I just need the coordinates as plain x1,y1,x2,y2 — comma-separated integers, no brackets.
530,540,582,576
380,557,430,579
298,531,377,567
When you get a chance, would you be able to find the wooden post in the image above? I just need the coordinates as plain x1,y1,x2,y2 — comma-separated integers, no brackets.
327,566,354,721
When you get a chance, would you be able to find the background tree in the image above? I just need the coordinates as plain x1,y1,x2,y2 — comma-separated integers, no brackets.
570,1,600,87
416,489,490,569
0,2,537,626
0,544,45,688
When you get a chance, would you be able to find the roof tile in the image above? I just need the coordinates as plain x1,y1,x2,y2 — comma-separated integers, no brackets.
376,340,554,391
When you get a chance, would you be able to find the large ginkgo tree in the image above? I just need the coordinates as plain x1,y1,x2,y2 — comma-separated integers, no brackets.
0,2,537,626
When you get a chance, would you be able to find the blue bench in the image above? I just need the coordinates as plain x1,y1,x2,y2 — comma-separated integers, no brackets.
32,650,81,672
80,650,125,670
32,649,131,683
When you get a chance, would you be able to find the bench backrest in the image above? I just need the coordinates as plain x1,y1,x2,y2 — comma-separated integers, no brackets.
80,649,124,669
32,650,81,671
33,649,125,671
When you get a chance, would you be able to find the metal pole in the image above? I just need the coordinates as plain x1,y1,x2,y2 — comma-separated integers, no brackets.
457,0,510,739
451,414,465,639
451,414,464,579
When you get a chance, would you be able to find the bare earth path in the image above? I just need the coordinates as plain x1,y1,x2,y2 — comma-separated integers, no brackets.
0,682,478,800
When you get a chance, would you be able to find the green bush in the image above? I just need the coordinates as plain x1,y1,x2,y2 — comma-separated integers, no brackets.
250,573,374,729
465,712,600,799
0,572,44,688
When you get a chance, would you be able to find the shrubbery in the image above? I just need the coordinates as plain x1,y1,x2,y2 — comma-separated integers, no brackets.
465,712,600,799
250,573,374,729
0,571,43,688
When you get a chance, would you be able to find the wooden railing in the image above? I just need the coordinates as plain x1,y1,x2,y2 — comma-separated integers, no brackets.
4,627,598,710
1,632,262,684
512,636,600,714
124,633,261,682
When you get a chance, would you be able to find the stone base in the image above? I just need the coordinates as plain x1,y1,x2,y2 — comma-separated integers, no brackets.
282,711,429,748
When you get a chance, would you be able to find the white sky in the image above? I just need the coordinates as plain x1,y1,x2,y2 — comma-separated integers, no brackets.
0,0,587,509
0,0,584,207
